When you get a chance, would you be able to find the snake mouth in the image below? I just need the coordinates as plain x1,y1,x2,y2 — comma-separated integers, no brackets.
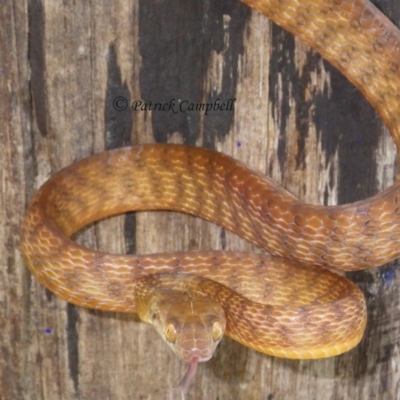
175,337,220,363
183,349,213,363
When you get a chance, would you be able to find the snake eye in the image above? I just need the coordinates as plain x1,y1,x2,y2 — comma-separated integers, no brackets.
151,312,158,321
211,321,224,341
165,323,177,344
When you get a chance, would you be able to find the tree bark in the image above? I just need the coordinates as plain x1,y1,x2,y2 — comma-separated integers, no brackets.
2,0,400,399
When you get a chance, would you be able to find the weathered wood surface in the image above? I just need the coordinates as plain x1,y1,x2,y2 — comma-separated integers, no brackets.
1,0,400,399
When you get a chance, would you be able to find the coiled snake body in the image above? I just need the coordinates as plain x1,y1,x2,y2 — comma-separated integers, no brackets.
21,0,400,374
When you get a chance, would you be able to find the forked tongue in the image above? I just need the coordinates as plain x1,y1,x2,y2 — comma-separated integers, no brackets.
177,357,199,399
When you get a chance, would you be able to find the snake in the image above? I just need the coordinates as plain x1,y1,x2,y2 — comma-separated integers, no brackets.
20,0,400,392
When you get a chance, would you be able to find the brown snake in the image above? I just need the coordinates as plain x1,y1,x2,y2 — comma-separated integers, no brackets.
20,0,400,381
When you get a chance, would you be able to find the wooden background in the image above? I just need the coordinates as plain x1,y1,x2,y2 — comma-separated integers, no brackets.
2,0,400,399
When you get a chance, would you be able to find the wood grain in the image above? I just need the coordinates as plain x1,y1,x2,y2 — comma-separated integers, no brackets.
1,0,400,399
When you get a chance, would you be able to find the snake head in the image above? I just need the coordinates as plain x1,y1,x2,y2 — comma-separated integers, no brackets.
150,293,226,363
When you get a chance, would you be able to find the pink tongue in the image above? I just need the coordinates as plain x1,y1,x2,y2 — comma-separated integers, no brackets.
177,357,199,398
